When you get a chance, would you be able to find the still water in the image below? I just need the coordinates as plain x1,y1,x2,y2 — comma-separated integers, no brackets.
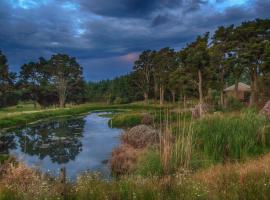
0,112,122,180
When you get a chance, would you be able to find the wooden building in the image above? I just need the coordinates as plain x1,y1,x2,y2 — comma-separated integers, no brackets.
224,82,251,103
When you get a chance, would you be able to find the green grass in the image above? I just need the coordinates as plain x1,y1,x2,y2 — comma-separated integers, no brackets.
135,149,163,177
109,112,144,128
193,109,270,163
0,103,163,130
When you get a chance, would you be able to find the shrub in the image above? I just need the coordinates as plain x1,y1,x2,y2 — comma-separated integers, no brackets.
110,144,140,175
226,96,244,111
122,125,159,148
141,113,154,125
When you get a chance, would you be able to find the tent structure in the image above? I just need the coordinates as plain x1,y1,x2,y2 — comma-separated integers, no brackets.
223,82,251,103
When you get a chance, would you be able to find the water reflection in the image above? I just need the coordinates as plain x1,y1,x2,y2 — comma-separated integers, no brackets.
0,134,16,154
0,113,122,180
3,118,85,164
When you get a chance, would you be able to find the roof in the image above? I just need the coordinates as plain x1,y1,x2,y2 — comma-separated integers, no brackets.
224,82,251,92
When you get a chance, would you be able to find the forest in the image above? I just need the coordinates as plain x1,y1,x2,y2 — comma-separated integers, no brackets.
1,19,270,109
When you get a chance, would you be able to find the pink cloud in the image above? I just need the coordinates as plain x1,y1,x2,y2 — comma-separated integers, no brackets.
119,52,139,62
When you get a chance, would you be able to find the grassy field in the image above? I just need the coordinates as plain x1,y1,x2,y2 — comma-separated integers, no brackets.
0,102,163,130
1,102,270,199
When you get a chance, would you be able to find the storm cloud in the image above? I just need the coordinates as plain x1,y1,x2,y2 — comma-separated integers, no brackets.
0,0,269,81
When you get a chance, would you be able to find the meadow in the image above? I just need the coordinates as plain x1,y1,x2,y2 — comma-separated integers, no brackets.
1,102,270,200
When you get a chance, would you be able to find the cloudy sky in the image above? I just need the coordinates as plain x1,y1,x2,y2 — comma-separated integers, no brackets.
0,0,270,81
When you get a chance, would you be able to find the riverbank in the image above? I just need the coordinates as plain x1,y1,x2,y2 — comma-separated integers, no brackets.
0,103,163,131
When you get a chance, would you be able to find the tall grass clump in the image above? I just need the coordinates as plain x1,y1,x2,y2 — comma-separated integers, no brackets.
157,108,195,175
172,118,195,171
194,109,270,163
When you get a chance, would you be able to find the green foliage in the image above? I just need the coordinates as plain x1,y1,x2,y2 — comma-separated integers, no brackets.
0,188,19,200
86,75,140,104
109,112,143,128
0,51,17,108
226,96,244,111
194,111,270,163
135,149,163,177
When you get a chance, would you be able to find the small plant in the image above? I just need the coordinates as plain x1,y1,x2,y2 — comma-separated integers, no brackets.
226,96,244,111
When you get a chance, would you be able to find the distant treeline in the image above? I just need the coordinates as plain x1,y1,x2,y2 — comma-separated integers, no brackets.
1,19,270,108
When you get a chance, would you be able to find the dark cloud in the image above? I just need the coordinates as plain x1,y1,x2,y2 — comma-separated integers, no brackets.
76,0,182,18
152,15,170,27
0,0,270,81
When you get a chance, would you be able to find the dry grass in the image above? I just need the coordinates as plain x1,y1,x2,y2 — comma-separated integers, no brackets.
193,153,270,199
0,162,60,200
110,144,141,175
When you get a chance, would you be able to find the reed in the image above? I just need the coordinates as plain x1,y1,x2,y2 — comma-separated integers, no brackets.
194,109,270,163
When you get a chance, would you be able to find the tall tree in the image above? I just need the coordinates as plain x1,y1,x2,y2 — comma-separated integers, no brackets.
210,25,234,107
47,54,83,108
235,19,270,105
0,51,16,107
185,33,210,112
153,48,177,105
133,50,154,104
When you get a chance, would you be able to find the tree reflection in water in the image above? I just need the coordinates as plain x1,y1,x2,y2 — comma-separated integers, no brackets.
0,134,16,154
6,117,85,164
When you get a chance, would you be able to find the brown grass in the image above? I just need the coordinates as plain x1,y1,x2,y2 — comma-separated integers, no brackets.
0,162,60,199
110,144,142,175
193,153,270,199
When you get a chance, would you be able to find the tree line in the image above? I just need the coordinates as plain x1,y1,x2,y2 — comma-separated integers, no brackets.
1,19,270,108
0,53,85,108
87,19,270,108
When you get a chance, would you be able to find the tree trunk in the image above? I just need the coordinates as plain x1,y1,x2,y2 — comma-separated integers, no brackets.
235,77,239,99
154,82,158,104
143,92,148,105
58,76,67,108
171,91,176,104
220,68,225,108
250,68,258,106
183,94,186,108
160,85,164,105
198,69,203,116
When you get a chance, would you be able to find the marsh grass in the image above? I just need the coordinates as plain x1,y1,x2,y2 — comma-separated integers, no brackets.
194,109,270,163
109,112,143,128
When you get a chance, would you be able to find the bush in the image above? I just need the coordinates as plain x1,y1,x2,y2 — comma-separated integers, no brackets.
110,144,140,175
113,97,129,104
226,96,244,111
122,125,159,148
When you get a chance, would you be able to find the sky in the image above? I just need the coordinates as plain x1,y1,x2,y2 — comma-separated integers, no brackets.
0,0,270,81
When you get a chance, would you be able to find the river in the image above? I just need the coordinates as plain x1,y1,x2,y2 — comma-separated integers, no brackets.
0,112,122,181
